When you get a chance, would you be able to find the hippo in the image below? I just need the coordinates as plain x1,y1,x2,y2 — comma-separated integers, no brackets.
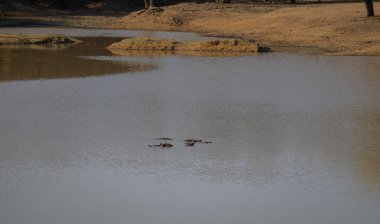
149,143,173,148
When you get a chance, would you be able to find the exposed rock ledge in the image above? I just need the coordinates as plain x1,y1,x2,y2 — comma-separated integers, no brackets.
107,37,260,53
0,34,80,45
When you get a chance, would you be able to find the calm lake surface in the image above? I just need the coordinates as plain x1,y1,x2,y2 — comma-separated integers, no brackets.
0,27,380,224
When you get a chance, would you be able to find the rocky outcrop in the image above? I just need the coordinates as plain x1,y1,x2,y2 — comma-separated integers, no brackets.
108,37,178,50
178,39,259,52
0,34,80,45
107,37,259,53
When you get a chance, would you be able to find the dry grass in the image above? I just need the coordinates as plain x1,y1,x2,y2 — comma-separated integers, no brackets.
107,37,259,52
110,3,380,55
0,34,80,45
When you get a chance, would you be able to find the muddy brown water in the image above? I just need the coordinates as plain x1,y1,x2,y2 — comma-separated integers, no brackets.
0,27,380,224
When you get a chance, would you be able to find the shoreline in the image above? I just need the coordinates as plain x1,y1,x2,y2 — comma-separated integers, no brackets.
1,2,379,56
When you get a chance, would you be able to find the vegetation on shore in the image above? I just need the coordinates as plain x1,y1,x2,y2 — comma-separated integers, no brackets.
0,34,80,45
107,37,260,52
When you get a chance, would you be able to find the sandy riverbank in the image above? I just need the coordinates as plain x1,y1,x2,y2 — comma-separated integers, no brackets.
2,2,380,55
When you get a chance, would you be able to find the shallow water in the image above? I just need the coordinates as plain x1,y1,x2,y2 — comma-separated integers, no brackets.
0,28,380,224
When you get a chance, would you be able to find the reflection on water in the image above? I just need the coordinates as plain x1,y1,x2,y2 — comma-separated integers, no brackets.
0,37,153,81
0,28,380,224
355,152,380,192
352,110,380,192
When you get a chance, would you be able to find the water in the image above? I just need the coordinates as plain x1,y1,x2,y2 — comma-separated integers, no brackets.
0,28,380,224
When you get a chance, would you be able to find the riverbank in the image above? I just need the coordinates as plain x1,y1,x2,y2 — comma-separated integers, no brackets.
0,33,79,45
1,2,380,55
